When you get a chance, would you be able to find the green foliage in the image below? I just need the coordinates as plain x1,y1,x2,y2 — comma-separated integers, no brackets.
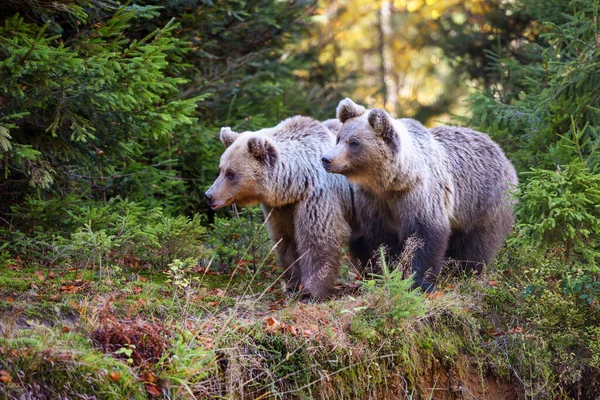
205,207,272,271
445,0,600,310
477,244,600,398
0,243,12,269
0,196,207,277
0,328,146,399
463,0,600,171
363,247,425,322
0,7,202,198
157,331,215,397
163,258,196,296
514,161,600,263
0,0,333,222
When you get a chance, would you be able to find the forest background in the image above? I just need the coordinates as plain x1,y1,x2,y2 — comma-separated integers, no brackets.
1,0,600,398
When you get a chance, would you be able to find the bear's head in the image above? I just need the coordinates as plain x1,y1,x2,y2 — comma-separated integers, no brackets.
322,98,400,187
205,127,278,210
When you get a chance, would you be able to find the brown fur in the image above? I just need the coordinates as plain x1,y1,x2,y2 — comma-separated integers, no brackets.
323,98,518,290
206,117,353,300
322,118,343,134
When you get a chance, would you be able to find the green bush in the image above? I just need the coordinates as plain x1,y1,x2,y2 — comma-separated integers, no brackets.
205,207,273,272
514,161,600,263
363,247,425,322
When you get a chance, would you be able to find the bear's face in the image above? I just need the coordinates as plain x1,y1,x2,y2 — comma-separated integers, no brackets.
322,98,399,186
205,127,278,210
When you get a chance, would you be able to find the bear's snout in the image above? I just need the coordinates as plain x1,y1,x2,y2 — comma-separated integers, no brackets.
204,191,215,208
322,156,332,170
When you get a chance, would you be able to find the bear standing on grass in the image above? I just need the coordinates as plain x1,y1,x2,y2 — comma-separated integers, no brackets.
322,98,518,291
205,116,354,300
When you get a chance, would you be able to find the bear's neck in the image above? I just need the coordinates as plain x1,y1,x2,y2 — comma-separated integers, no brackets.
261,151,320,207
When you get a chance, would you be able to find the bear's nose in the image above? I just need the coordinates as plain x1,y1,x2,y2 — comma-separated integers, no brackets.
204,192,213,203
322,156,332,169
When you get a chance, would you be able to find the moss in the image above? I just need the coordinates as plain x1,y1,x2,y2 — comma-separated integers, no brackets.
0,266,32,293
0,329,146,399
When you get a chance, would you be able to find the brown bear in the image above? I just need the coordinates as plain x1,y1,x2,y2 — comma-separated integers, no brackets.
322,98,518,291
205,116,354,300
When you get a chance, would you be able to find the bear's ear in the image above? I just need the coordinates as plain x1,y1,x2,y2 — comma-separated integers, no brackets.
220,127,240,148
247,136,278,167
368,109,394,139
336,98,366,123
322,118,342,133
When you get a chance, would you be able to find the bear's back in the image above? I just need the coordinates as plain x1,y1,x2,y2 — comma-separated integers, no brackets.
430,126,517,224
263,116,352,216
269,116,335,150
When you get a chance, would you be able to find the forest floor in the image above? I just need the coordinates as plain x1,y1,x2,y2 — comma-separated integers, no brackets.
0,247,598,399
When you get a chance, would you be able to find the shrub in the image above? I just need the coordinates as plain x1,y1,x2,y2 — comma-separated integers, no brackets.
514,161,600,264
363,244,425,322
205,207,273,272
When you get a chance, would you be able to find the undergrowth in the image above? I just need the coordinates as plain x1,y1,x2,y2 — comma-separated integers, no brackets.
1,202,600,399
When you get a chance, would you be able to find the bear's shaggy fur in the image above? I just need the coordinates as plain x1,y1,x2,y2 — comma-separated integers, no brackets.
323,98,518,290
322,118,343,133
205,116,354,299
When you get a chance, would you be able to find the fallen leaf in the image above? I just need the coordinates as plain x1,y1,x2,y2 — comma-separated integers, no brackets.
0,370,11,383
509,326,523,334
426,291,445,299
61,326,72,333
131,286,142,294
488,281,498,287
34,271,46,281
141,371,156,384
145,383,162,397
5,297,15,303
266,317,281,328
284,324,298,336
108,371,120,382
302,329,315,338
60,285,78,293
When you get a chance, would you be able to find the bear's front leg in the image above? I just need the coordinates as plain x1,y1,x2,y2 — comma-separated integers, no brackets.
404,217,451,292
294,199,350,300
262,204,302,291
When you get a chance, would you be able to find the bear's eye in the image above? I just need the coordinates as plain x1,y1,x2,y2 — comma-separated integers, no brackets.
336,136,340,144
225,171,236,181
348,139,360,148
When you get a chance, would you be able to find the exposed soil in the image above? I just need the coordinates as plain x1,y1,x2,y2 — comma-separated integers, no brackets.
416,358,517,400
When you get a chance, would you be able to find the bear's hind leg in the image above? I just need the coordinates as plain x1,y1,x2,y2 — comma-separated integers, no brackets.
408,219,451,292
447,224,507,274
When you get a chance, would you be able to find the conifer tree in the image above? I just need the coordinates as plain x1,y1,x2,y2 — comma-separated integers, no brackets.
0,0,331,223
442,0,600,266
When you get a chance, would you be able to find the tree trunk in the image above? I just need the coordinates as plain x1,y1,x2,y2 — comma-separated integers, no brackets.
378,1,397,116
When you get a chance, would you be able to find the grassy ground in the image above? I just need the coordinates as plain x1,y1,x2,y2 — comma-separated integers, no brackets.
1,243,599,399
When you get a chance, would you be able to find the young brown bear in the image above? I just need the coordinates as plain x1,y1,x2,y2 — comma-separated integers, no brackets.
205,116,353,300
322,98,518,291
